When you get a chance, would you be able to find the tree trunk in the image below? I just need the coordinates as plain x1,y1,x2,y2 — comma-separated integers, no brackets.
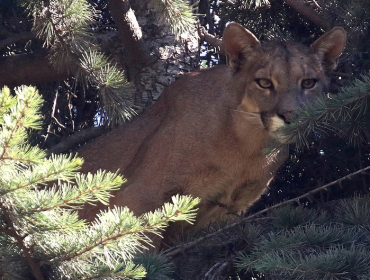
114,0,200,108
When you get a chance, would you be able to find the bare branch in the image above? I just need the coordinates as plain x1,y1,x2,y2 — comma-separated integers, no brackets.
198,26,222,49
202,262,232,280
51,91,68,130
163,164,370,259
46,127,107,157
283,0,331,31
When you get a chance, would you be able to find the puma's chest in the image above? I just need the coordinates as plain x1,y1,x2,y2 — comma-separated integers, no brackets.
184,148,286,229
188,146,286,202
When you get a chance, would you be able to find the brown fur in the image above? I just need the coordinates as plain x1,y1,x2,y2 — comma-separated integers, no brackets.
77,23,346,242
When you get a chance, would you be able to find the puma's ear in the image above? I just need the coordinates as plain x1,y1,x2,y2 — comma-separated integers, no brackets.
222,22,261,72
310,27,347,70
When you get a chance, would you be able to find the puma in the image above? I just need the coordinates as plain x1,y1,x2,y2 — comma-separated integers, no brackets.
77,23,346,242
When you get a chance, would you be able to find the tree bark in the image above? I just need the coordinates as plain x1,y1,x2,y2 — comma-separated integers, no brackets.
106,0,150,77
106,0,200,107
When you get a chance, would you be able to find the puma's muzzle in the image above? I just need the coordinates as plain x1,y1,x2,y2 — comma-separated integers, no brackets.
260,112,291,143
261,112,286,132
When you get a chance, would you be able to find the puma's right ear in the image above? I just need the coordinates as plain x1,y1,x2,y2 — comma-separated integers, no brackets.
310,27,347,70
222,22,261,72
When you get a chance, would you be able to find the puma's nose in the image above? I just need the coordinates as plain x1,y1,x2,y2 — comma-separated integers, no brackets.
278,110,294,124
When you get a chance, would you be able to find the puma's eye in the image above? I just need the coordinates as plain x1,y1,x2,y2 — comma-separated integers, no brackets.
301,79,317,89
256,79,273,89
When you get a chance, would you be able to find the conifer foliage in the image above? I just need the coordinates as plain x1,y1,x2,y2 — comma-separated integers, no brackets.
278,72,370,148
236,200,370,279
172,199,370,279
0,86,199,279
20,0,134,126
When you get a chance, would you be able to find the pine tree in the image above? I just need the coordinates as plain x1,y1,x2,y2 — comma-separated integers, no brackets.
0,85,199,279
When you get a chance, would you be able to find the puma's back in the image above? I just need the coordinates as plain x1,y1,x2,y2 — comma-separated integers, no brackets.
78,23,346,240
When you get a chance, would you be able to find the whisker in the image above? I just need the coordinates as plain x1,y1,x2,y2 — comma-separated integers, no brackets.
229,109,260,117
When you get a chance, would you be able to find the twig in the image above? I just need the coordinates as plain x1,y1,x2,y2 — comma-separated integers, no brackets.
198,25,223,49
202,261,231,280
51,90,68,130
310,0,322,10
163,164,370,259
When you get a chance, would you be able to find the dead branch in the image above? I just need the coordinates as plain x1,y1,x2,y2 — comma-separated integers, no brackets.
198,25,223,49
202,262,232,280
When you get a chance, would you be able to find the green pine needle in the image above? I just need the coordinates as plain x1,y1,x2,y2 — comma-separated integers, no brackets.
280,71,370,148
79,48,135,126
149,0,197,39
0,86,200,279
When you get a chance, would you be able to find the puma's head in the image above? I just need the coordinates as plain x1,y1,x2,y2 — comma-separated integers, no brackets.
222,23,346,141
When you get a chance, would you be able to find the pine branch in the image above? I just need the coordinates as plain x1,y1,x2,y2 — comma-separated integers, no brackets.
149,0,198,39
79,49,136,125
0,154,83,195
0,86,200,279
39,196,199,279
235,224,370,277
278,72,370,148
2,146,45,165
16,171,124,215
0,99,32,161
163,164,370,259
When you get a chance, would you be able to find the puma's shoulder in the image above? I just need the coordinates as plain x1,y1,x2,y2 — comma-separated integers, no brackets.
80,65,233,173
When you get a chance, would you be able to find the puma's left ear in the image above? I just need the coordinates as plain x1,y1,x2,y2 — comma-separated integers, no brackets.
310,27,347,70
222,22,261,72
